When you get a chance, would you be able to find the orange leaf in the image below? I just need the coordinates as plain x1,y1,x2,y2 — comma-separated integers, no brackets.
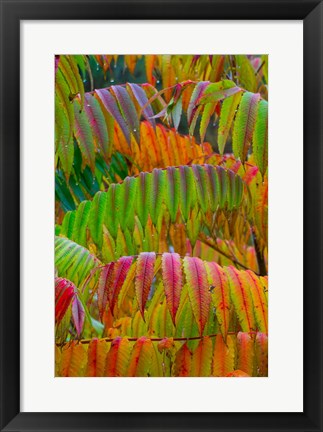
190,336,213,377
87,338,109,377
255,332,268,377
71,295,85,337
60,341,87,377
157,337,175,353
205,262,231,341
212,334,235,377
225,266,256,333
237,332,254,376
105,337,130,377
55,277,75,325
145,55,156,85
161,55,176,102
172,343,192,377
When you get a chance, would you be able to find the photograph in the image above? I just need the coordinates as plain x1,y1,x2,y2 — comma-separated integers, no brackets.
54,54,268,378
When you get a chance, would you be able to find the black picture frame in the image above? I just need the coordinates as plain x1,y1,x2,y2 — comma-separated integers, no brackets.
1,1,322,431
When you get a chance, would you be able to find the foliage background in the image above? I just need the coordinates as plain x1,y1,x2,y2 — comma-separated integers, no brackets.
55,54,268,377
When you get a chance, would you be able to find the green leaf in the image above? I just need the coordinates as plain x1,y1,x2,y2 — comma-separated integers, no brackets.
89,191,108,249
136,172,153,227
218,91,242,154
179,165,197,221
253,99,268,176
232,91,260,163
200,102,216,143
192,165,209,214
55,69,74,178
199,80,240,105
150,168,166,228
72,200,91,247
55,236,100,287
118,176,137,232
105,184,121,239
187,81,209,125
172,97,183,131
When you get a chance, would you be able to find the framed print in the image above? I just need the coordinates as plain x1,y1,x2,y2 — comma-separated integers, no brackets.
0,0,322,431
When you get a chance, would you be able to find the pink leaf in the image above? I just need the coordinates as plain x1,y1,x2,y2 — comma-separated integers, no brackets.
183,257,211,335
95,88,131,147
127,83,155,129
111,85,140,144
162,253,183,325
187,81,209,125
72,295,85,337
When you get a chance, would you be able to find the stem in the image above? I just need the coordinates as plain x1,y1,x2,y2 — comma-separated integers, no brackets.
255,60,266,76
56,331,260,347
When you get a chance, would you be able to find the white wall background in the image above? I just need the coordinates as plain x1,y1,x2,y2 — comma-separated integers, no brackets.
21,20,303,412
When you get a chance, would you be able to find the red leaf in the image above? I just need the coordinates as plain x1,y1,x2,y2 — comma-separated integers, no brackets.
243,165,259,185
183,257,211,335
135,252,156,319
226,370,250,377
109,256,134,314
172,344,192,377
55,277,75,325
162,252,183,325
